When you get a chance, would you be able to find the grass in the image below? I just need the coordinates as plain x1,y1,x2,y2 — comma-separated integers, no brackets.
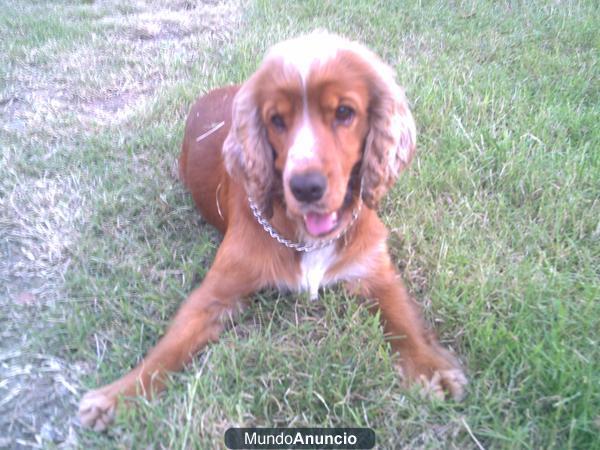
1,0,598,448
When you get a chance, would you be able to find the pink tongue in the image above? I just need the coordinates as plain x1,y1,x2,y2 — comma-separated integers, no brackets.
304,212,338,236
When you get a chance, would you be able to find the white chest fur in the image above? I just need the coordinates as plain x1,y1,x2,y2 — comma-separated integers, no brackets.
295,241,385,300
298,244,337,300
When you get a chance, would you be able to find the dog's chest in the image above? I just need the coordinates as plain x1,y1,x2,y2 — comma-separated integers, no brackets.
294,241,383,299
297,245,337,300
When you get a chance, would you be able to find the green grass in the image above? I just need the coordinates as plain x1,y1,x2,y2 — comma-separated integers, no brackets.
1,0,598,448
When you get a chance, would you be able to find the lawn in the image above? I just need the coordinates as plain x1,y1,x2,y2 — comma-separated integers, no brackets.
1,0,598,448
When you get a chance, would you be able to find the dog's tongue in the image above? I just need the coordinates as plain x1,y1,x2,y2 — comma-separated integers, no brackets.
304,211,338,236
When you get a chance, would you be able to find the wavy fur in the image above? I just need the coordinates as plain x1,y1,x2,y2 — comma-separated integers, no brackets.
223,75,275,217
359,54,417,209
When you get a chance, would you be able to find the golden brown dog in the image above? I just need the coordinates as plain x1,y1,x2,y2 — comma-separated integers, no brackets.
79,32,467,431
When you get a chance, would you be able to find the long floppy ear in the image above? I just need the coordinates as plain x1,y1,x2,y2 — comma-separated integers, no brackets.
360,64,416,209
222,78,274,217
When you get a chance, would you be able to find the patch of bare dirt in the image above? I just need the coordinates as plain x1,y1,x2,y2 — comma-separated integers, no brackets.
0,173,87,448
1,0,239,132
0,0,241,447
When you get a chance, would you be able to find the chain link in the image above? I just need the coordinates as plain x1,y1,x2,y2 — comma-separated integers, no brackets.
247,195,362,253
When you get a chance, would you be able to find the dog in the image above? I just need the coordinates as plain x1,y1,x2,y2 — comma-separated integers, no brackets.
79,31,467,431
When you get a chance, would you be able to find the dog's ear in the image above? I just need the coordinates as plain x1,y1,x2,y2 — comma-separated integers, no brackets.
223,79,274,218
360,63,416,210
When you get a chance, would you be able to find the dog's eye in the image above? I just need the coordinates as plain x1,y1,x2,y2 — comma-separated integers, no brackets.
270,114,286,131
335,105,355,125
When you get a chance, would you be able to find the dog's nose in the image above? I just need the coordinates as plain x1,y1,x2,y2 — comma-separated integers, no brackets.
290,171,327,203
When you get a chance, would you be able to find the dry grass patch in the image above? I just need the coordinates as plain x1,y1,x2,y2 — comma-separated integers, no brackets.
0,0,241,447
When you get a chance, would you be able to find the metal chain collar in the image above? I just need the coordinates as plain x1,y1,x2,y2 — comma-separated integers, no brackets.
247,193,363,253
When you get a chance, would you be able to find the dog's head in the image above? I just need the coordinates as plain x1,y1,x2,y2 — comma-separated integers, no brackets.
223,31,416,239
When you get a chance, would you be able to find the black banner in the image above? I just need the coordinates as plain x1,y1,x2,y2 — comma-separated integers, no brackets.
224,428,375,449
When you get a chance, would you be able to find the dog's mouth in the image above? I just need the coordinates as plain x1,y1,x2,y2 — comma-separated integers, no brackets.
303,211,339,237
295,164,362,239
302,178,359,238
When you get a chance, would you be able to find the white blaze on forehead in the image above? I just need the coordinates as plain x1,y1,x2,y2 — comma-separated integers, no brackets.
265,31,342,84
267,32,349,171
264,31,398,88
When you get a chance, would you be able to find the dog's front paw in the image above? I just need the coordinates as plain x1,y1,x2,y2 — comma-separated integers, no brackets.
398,347,468,401
79,388,117,432
417,368,468,401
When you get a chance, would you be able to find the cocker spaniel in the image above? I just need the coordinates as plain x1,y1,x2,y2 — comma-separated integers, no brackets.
79,31,467,431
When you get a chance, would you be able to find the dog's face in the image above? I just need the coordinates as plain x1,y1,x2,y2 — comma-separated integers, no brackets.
224,32,417,239
256,54,371,237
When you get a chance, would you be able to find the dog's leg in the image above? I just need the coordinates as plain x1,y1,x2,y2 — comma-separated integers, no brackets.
78,246,260,431
353,257,467,401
